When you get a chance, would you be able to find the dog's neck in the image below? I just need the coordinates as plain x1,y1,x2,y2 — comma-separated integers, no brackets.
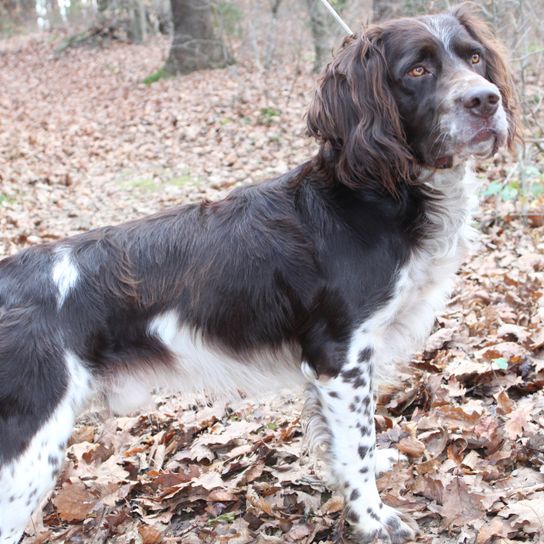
418,159,480,260
420,159,472,189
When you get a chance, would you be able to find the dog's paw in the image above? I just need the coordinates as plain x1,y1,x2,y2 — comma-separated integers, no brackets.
350,504,417,543
374,447,407,476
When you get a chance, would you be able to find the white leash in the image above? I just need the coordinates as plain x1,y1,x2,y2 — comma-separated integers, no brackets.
316,0,353,35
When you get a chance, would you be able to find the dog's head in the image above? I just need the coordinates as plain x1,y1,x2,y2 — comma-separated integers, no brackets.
307,3,520,194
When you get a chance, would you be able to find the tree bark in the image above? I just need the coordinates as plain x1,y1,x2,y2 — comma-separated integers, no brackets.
153,0,171,34
1,0,36,29
165,0,233,75
46,0,62,27
130,0,147,44
305,0,331,73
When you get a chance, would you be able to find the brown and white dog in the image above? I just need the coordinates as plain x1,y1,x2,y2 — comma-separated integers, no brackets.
0,4,518,543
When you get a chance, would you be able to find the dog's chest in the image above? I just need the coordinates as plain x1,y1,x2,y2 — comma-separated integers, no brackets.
365,168,478,380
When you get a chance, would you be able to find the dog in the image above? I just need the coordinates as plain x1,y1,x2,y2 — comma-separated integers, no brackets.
0,4,518,543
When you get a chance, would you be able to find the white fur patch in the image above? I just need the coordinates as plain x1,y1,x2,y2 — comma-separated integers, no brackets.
308,341,415,540
51,248,79,308
0,352,92,544
424,14,456,51
374,447,407,475
103,310,304,415
438,71,508,158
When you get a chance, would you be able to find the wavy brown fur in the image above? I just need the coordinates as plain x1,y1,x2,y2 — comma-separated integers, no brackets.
307,29,420,196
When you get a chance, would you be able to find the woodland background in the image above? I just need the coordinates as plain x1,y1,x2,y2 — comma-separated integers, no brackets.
0,0,543,543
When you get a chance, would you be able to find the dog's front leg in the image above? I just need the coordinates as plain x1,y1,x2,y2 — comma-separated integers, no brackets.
303,344,415,543
0,351,92,543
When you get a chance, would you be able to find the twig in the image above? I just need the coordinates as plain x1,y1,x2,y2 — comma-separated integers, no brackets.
511,47,544,61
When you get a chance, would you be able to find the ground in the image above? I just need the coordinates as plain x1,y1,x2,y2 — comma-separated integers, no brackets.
0,33,543,544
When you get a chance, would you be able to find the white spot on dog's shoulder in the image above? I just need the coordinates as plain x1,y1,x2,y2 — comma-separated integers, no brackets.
51,248,79,308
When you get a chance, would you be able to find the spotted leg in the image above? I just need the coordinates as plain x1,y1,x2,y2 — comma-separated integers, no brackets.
0,433,64,544
302,346,415,543
0,351,92,543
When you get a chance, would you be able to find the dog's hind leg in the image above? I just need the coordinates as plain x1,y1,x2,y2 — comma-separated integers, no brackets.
302,344,416,543
0,351,92,543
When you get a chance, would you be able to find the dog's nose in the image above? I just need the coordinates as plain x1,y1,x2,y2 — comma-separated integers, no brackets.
463,87,500,118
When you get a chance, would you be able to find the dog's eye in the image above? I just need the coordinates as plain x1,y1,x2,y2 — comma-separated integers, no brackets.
471,53,481,64
407,66,427,77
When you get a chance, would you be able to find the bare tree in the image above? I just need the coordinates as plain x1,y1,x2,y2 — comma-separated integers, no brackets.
165,0,233,75
153,0,171,34
305,0,332,72
0,0,36,31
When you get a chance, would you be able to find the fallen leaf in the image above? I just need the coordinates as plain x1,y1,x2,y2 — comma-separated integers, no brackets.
52,481,97,522
438,477,486,527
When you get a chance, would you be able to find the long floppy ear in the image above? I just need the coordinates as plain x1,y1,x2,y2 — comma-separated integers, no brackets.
453,3,522,149
307,28,418,195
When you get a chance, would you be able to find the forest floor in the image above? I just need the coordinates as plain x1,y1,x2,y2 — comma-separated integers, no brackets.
1,32,543,544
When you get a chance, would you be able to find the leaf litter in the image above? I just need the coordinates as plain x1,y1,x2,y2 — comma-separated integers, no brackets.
0,32,542,544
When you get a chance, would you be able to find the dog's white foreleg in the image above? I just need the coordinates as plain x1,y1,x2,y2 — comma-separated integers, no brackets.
305,345,415,543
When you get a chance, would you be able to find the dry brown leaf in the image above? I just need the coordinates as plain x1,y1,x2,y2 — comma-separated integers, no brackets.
286,523,312,541
68,425,96,445
504,401,534,440
419,428,449,457
438,477,486,527
320,495,344,514
478,342,527,362
192,470,224,490
412,475,445,503
52,481,97,522
448,357,493,377
151,465,201,488
496,390,514,415
236,461,265,486
246,486,275,517
138,525,163,544
397,436,426,457
476,517,512,544
425,327,457,352
498,492,544,534
207,488,237,501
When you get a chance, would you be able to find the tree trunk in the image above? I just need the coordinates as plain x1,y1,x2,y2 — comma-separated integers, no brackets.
165,0,233,75
305,0,331,73
1,0,17,18
19,0,36,30
1,0,36,29
129,0,147,43
153,0,171,35
264,0,282,68
46,0,62,27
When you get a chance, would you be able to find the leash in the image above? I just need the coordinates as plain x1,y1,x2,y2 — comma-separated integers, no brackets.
316,0,353,35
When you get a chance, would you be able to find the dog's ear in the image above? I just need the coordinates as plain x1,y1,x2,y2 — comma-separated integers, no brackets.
307,28,417,195
453,3,522,149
